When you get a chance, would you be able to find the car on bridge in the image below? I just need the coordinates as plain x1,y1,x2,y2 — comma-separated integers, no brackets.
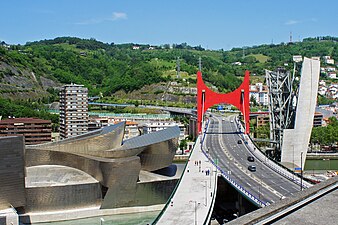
237,140,242,144
248,165,256,172
247,156,255,162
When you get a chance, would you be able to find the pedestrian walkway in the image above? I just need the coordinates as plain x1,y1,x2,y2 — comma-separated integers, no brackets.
155,135,218,225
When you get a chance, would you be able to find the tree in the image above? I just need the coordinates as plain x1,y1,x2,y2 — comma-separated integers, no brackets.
250,95,258,106
179,139,188,155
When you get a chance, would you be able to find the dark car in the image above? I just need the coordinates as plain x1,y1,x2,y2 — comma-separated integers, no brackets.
247,156,254,162
248,165,256,172
237,140,242,144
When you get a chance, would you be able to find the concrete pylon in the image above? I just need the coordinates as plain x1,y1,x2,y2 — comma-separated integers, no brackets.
281,57,320,169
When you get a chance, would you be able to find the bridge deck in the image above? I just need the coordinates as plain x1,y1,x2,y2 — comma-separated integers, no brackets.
155,136,218,224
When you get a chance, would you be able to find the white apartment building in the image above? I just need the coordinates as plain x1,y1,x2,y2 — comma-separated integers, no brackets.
249,83,269,106
59,84,88,139
142,121,186,140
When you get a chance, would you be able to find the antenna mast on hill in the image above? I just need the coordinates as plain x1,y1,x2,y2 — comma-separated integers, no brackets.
199,57,202,71
176,57,180,79
290,31,293,43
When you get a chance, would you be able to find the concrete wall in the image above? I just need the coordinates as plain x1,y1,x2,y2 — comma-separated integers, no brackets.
0,136,26,209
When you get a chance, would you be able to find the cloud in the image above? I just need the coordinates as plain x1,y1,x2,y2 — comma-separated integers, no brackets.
75,12,127,25
285,18,318,26
111,12,127,21
285,20,301,25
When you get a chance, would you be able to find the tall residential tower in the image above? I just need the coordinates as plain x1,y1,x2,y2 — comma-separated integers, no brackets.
59,84,88,139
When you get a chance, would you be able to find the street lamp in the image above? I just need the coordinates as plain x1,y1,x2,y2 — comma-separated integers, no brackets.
206,166,212,188
189,201,200,225
205,181,207,206
300,152,303,191
100,217,104,225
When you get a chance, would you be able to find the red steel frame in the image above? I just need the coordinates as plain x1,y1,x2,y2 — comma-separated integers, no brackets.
197,70,250,134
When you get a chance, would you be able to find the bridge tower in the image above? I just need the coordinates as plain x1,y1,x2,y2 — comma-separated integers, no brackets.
265,68,296,161
197,70,250,134
266,58,320,168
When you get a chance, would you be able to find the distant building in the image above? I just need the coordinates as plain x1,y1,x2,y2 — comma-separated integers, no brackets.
0,118,52,145
313,112,323,127
88,117,140,140
318,86,328,96
328,72,337,79
249,83,269,106
323,56,334,65
142,121,185,141
59,84,88,139
232,61,242,66
292,55,303,62
88,117,109,132
121,121,139,140
256,114,270,128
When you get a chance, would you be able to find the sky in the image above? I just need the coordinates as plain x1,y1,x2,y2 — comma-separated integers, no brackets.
1,0,337,50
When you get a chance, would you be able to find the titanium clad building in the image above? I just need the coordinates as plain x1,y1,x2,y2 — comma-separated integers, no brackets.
24,122,180,211
0,136,26,210
59,84,88,139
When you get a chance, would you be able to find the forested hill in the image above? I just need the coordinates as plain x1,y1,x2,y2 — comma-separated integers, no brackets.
0,36,337,101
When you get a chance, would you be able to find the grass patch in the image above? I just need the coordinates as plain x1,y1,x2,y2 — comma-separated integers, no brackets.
248,54,270,63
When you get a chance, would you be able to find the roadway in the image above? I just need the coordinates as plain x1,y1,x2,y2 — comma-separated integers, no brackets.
205,114,302,205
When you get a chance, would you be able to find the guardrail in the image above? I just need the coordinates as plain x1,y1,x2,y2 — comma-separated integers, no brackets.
202,119,268,208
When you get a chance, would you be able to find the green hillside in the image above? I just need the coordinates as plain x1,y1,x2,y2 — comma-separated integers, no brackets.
0,36,337,102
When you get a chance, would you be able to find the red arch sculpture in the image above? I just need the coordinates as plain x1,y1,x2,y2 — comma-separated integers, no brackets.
197,70,250,134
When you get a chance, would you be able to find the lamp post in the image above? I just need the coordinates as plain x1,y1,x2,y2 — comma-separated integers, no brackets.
300,152,303,191
189,201,200,225
206,166,211,188
205,181,208,206
201,90,206,139
100,218,104,225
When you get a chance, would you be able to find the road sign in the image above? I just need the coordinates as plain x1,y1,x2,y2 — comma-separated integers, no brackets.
294,167,302,173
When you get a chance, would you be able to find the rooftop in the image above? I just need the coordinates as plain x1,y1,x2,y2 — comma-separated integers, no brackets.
0,117,51,124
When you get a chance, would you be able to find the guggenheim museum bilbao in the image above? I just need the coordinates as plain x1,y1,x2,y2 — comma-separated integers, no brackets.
0,121,180,220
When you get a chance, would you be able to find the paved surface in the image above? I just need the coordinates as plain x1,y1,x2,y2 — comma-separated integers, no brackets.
206,114,303,205
156,136,218,225
227,176,338,225
275,188,337,225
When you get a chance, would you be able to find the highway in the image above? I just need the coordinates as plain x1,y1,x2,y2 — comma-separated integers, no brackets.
205,114,302,205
